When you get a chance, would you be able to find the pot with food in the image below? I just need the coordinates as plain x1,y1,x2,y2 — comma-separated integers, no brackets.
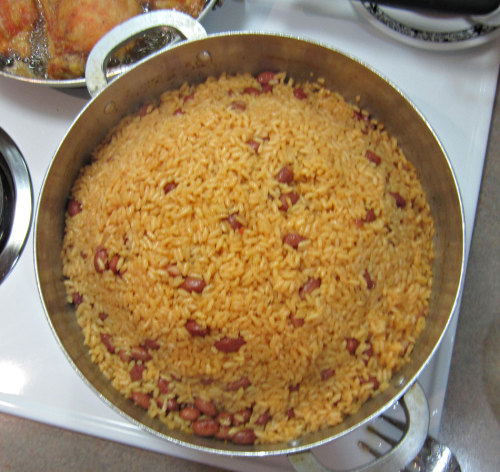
0,0,218,85
35,11,464,470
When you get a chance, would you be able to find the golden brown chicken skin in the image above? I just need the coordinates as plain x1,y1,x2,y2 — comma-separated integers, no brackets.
0,0,38,57
147,0,206,17
39,0,142,79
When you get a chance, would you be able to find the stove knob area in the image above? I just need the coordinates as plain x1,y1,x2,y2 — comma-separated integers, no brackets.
0,128,33,284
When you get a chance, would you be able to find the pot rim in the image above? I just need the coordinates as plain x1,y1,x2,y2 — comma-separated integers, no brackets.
34,30,466,458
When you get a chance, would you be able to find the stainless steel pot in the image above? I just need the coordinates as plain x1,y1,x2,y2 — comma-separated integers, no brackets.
34,11,465,471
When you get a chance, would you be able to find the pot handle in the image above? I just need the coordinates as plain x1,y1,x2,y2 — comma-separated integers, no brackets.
288,382,429,472
85,10,208,97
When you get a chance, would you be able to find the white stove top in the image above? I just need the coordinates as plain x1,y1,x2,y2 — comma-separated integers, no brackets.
0,1,498,470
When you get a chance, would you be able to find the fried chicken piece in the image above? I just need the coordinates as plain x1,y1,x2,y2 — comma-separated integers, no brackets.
0,0,38,57
39,0,142,79
147,0,206,17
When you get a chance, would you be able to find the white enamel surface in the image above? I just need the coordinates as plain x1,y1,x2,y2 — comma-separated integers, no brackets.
0,1,498,470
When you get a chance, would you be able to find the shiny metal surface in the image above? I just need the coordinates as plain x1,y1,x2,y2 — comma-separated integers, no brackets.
289,383,430,471
0,0,220,88
360,411,461,471
86,11,208,97
0,169,3,234
0,128,33,283
34,31,465,459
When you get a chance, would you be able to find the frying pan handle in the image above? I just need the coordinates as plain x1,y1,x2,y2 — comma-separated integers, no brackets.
288,382,430,472
85,11,208,97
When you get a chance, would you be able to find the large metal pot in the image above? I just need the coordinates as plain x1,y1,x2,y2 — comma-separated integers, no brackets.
34,11,465,471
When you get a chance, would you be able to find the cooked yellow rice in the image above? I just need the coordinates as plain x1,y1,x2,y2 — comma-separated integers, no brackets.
62,72,434,444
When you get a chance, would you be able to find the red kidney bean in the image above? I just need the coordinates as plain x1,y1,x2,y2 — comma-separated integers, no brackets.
233,408,252,426
119,349,130,363
67,199,82,216
389,191,407,208
346,337,360,355
108,254,121,275
72,292,83,306
289,312,305,328
215,426,233,440
173,108,184,116
183,92,195,103
299,277,321,299
293,88,307,100
363,269,376,290
287,408,295,419
246,139,260,153
100,333,115,354
166,397,179,411
130,364,145,381
200,377,213,386
214,335,246,353
180,406,201,422
282,233,306,249
180,277,206,293
94,247,108,273
355,110,370,121
257,71,275,84
131,391,150,409
226,213,244,230
256,411,271,426
233,428,257,445
164,181,177,194
243,86,261,95
216,411,233,427
278,191,299,211
98,311,108,321
321,368,335,381
231,101,246,111
360,376,379,390
194,397,218,417
365,150,382,166
137,103,150,117
227,376,251,391
144,338,160,350
276,165,294,184
261,84,273,93
193,418,220,437
185,319,209,337
365,209,376,223
131,346,152,362
288,383,300,392
158,378,170,394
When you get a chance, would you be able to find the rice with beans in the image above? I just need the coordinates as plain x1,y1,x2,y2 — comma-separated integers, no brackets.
62,72,434,445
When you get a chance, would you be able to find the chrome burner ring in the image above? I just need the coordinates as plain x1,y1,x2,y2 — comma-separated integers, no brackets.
0,128,33,283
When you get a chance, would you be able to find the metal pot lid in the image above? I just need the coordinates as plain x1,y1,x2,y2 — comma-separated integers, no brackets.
0,128,33,283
